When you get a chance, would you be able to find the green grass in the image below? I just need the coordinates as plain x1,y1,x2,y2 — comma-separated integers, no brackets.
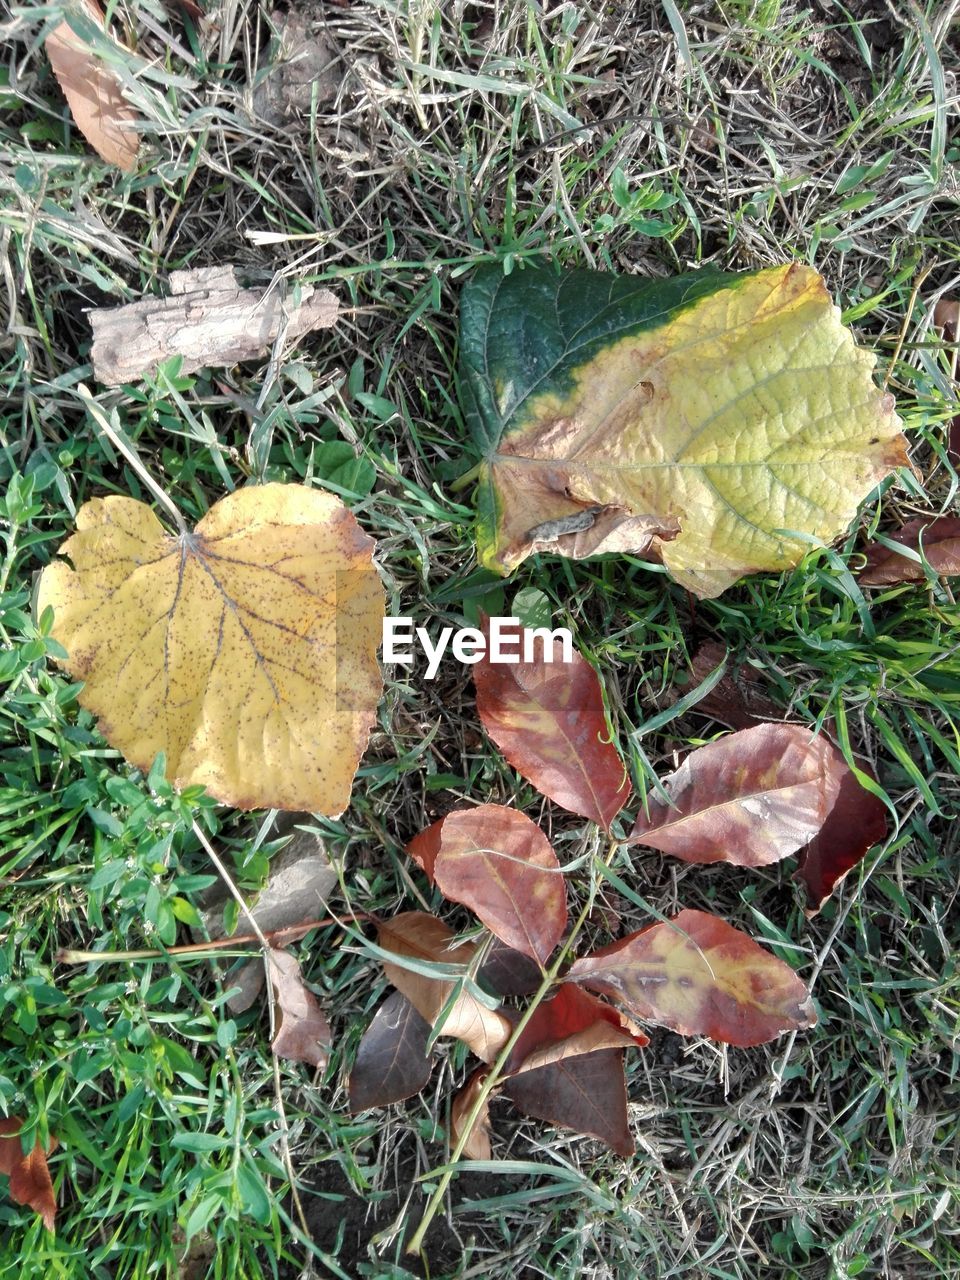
2,0,960,1276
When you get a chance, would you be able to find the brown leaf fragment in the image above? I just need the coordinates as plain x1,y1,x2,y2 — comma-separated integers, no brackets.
0,1119,57,1231
89,266,339,386
473,615,631,828
429,806,567,964
267,949,332,1070
503,1049,634,1157
378,913,511,1063
568,909,816,1047
858,518,960,584
450,1070,493,1160
686,641,782,731
348,991,432,1111
795,767,888,915
45,0,139,172
504,984,648,1077
629,723,846,867
252,12,340,124
932,299,960,464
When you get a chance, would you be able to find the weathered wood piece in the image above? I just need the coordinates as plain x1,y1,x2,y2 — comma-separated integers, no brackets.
89,265,339,385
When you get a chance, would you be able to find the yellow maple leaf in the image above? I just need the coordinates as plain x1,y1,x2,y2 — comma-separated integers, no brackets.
37,483,383,814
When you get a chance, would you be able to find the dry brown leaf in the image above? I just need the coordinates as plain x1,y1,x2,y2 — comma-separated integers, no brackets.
378,913,512,1063
45,0,139,171
450,1070,493,1160
0,1118,57,1231
267,948,332,1069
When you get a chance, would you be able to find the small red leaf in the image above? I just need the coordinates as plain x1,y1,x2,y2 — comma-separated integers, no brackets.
430,805,567,964
505,983,648,1076
474,615,630,829
0,1119,57,1231
267,949,332,1069
629,723,846,867
568,909,816,1047
795,768,888,914
858,518,960,585
503,1049,634,1157
348,990,432,1111
406,817,444,883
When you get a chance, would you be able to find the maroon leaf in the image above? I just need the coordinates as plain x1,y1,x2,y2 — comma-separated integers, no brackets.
568,909,816,1047
477,938,542,998
858,517,960,585
473,615,630,829
503,1049,633,1157
629,723,846,867
267,948,332,1069
348,991,432,1111
687,641,782,731
429,805,567,964
504,983,648,1076
0,1119,57,1231
795,768,888,914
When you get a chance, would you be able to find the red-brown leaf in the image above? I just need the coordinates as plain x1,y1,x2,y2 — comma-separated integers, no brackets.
505,983,648,1076
629,723,846,867
450,1069,493,1160
503,1049,634,1157
267,949,332,1069
406,817,443,882
795,768,888,914
430,805,567,963
687,641,782,731
858,518,960,585
378,912,512,1062
568,909,816,1046
477,938,542,997
0,1119,57,1231
473,615,630,829
348,990,432,1111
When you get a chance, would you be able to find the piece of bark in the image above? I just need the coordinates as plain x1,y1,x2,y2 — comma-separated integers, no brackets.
196,819,338,1014
89,266,338,386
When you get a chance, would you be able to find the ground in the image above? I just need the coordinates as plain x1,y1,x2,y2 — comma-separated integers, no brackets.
1,1,959,1278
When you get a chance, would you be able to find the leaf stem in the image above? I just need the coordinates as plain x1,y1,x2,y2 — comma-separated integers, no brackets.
448,461,483,493
77,383,189,536
406,835,621,1256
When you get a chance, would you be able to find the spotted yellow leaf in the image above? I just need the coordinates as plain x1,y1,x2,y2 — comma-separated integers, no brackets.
37,483,383,813
459,262,909,597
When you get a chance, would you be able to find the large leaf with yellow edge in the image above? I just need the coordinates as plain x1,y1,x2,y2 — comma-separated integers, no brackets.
459,262,909,597
37,483,383,813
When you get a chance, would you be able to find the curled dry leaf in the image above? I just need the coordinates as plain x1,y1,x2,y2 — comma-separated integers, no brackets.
629,723,846,867
425,805,567,964
473,615,630,828
267,948,332,1070
405,816,444,883
568,908,816,1047
504,983,648,1076
45,0,139,171
450,1069,493,1161
37,484,384,814
348,990,432,1111
858,517,960,585
377,913,511,1063
0,1118,57,1231
460,262,908,597
503,1049,634,1158
795,767,888,915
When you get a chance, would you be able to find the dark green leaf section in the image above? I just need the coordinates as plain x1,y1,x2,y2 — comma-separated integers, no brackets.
458,263,740,456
